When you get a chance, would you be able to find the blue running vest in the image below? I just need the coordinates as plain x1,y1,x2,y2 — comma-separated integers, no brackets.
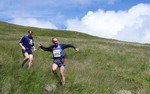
52,44,64,58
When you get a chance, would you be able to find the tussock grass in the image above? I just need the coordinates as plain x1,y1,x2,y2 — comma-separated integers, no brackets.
1,22,150,94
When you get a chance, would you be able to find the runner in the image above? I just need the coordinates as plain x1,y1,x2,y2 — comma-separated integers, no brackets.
38,38,79,86
18,30,36,69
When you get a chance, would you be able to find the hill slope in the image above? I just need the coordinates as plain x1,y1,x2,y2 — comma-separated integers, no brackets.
0,22,150,94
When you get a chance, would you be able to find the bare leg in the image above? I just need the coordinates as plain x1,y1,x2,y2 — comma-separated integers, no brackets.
28,54,33,69
52,63,59,80
60,66,65,86
21,53,29,68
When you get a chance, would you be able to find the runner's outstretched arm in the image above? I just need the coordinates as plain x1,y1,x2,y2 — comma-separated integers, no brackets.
61,44,79,51
38,44,52,51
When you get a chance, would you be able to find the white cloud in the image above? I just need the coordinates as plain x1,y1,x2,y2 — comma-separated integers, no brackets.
0,0,119,30
66,3,150,43
11,18,58,29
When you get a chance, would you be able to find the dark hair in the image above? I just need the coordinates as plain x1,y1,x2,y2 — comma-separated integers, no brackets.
28,30,33,34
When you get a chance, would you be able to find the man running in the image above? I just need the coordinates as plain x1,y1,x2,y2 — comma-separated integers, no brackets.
18,30,36,69
38,38,79,86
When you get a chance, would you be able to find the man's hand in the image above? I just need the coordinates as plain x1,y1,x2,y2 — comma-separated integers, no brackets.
38,44,42,47
33,48,36,51
32,46,36,51
37,44,42,50
75,48,79,52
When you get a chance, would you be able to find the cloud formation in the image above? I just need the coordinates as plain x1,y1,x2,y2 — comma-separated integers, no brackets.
0,0,119,29
11,18,57,29
66,3,150,43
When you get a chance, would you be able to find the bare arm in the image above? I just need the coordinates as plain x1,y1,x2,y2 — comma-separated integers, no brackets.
19,43,26,50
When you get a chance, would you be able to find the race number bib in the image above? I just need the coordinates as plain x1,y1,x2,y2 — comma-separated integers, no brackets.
29,39,33,45
53,50,61,57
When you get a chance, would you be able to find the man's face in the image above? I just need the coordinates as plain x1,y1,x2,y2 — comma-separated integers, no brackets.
52,38,59,45
28,32,33,37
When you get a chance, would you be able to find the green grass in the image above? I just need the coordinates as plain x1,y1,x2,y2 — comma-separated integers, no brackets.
1,21,150,94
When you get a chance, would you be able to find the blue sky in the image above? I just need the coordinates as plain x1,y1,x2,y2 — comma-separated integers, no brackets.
0,0,150,43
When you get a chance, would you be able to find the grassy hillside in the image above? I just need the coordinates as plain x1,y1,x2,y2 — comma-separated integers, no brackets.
1,21,150,94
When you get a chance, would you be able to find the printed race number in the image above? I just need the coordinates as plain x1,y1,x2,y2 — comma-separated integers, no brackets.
53,50,61,57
